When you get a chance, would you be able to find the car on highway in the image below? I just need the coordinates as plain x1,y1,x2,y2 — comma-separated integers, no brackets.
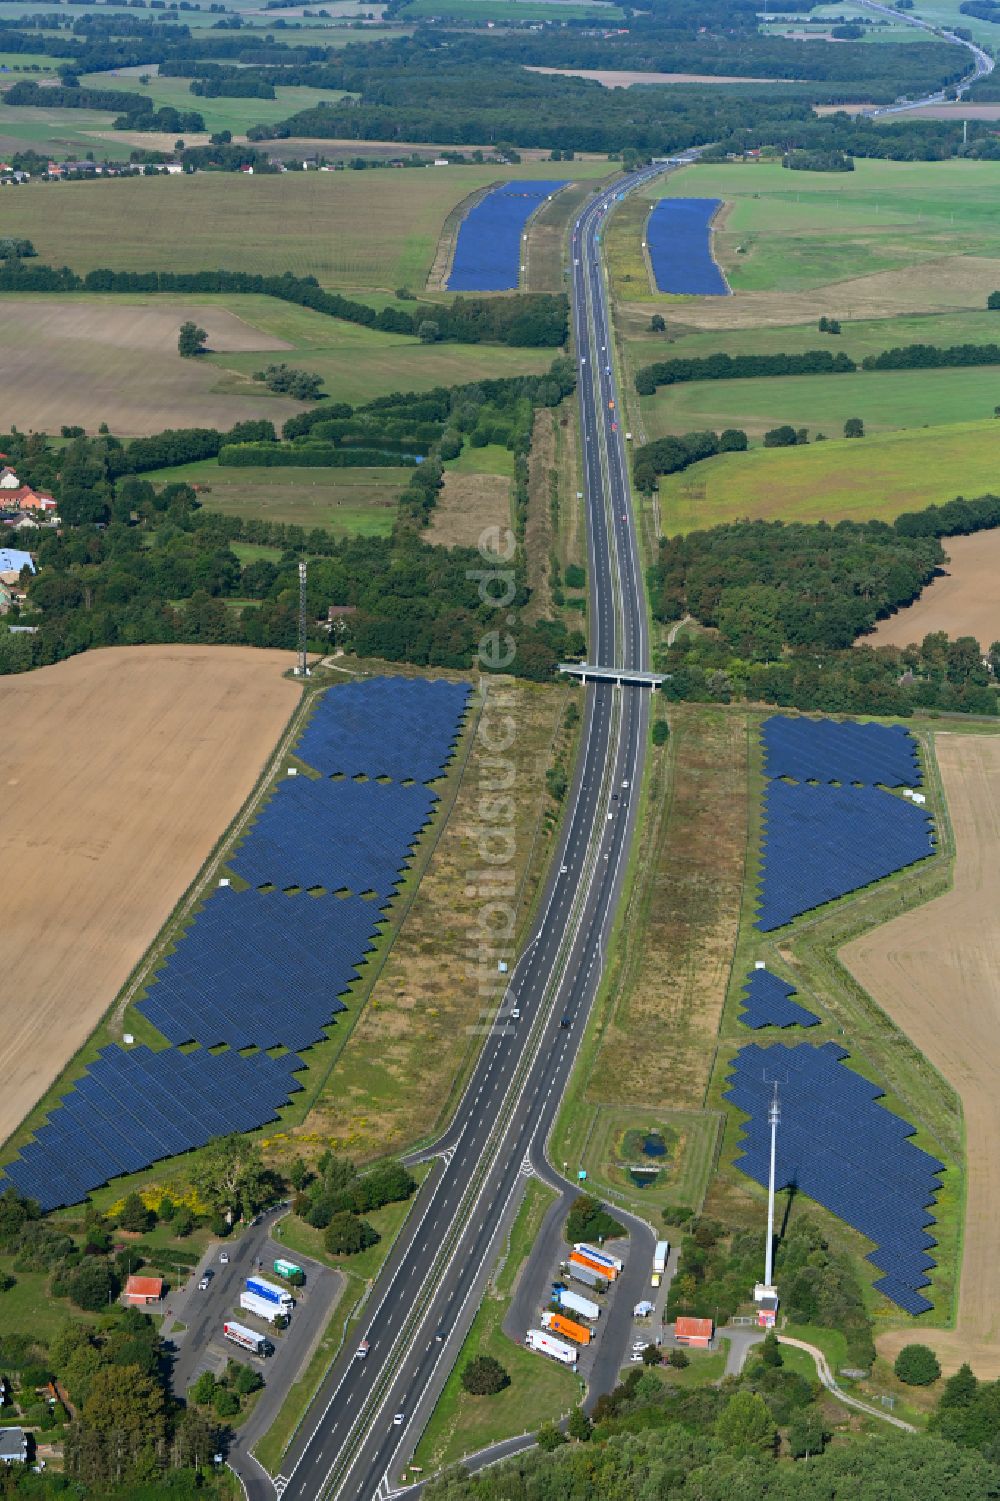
198,1272,213,1291
393,1412,405,1426
356,1341,370,1360
219,1252,229,1265
511,1007,521,1020
560,1015,572,1029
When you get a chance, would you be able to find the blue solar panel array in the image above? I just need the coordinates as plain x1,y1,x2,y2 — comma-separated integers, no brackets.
727,1041,942,1314
447,180,568,291
646,197,728,296
229,776,438,899
756,716,935,932
3,1045,304,1214
739,967,819,1030
139,886,383,1051
1,675,471,1211
762,715,922,789
757,780,935,932
296,676,471,782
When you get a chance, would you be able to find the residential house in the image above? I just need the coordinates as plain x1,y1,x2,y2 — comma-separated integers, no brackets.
124,1274,164,1306
0,467,19,490
1,486,56,514
0,1429,27,1466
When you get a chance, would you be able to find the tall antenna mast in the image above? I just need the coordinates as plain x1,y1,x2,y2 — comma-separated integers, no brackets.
753,1077,781,1328
764,1082,780,1287
295,559,310,678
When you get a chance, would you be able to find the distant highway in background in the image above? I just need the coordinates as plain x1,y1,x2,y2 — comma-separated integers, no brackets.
860,0,994,112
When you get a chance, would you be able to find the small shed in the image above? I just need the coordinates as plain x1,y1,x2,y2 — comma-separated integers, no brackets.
0,1428,27,1465
674,1315,714,1348
124,1274,163,1306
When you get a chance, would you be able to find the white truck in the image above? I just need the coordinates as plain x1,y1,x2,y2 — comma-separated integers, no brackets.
223,1321,272,1356
240,1290,287,1326
526,1328,577,1367
554,1287,600,1322
574,1242,623,1273
245,1276,294,1311
654,1240,670,1276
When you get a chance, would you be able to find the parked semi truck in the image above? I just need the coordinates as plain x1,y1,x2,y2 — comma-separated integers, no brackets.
246,1276,294,1310
574,1242,623,1273
569,1249,618,1282
564,1260,608,1293
542,1310,592,1346
654,1240,670,1275
240,1290,288,1325
527,1329,577,1367
552,1286,600,1321
273,1258,305,1286
223,1321,272,1356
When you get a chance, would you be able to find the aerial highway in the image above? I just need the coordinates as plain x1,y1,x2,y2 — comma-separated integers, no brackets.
234,163,665,1501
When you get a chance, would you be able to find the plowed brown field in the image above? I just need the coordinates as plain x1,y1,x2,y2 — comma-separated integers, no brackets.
864,531,1000,651
843,733,1000,1375
0,646,297,1148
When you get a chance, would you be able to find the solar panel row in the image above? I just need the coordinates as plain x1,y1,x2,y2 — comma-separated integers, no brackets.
645,198,728,296
296,676,472,783
3,1045,304,1213
139,886,383,1051
447,181,569,292
726,1041,942,1313
755,781,935,932
739,967,819,1030
762,715,922,789
230,776,438,898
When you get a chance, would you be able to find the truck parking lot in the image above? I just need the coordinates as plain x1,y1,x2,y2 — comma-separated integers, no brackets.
164,1209,343,1458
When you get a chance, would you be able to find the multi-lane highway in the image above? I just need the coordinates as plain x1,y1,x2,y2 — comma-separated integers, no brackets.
247,165,663,1501
860,0,994,111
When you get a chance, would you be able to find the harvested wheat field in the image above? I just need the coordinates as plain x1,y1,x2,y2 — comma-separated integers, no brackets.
0,646,297,1148
843,733,1000,1375
0,297,298,435
425,471,511,549
864,531,1000,651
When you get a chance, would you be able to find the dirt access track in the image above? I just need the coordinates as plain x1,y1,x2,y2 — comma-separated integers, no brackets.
843,733,1000,1376
0,646,297,1150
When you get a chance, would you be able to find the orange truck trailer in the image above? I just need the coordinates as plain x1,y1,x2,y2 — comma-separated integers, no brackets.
569,1249,618,1282
542,1310,592,1346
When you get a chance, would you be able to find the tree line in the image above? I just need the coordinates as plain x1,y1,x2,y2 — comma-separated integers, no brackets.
635,349,855,397
861,341,1000,370
0,260,568,350
633,429,747,492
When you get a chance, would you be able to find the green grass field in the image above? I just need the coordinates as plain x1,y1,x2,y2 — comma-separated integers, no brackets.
80,70,352,138
632,308,1000,366
203,295,556,404
642,364,1000,440
0,163,609,289
142,458,406,535
659,158,1000,295
659,418,1000,532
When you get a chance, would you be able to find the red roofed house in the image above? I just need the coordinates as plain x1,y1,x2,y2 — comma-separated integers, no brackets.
124,1275,164,1306
1,486,56,514
674,1316,714,1348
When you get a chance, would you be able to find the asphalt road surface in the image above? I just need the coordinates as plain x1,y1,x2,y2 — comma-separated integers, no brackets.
259,165,665,1501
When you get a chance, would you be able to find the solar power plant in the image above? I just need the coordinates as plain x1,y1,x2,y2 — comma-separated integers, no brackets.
762,715,922,789
138,885,383,1051
296,676,472,783
739,967,819,1029
755,780,935,932
646,198,728,295
726,1041,942,1314
229,776,439,899
447,180,568,292
1,1044,305,1213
